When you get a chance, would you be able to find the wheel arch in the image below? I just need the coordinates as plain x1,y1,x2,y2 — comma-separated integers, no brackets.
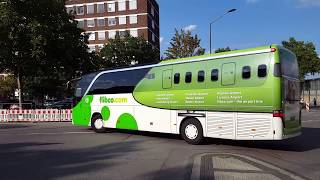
179,116,200,134
90,112,102,125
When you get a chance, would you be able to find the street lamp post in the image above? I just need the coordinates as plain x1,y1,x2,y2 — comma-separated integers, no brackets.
209,8,237,54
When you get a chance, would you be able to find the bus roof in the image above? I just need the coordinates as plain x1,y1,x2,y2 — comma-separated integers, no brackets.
160,44,278,64
85,44,279,77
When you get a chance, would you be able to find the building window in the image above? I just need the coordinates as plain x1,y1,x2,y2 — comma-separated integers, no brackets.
152,33,155,42
97,3,105,13
87,4,94,14
108,18,117,26
77,20,84,28
98,32,105,40
119,30,127,38
97,19,105,27
174,73,180,84
88,32,95,41
107,3,115,12
198,71,205,82
118,1,126,11
109,31,116,39
151,7,155,16
119,16,126,25
129,0,137,10
129,15,138,24
258,64,267,78
152,20,155,29
87,19,95,27
97,44,104,51
242,66,251,79
88,45,96,52
66,6,75,14
130,29,138,37
185,72,192,83
76,6,84,15
211,69,219,81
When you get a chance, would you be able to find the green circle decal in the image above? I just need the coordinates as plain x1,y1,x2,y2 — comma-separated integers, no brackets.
116,113,138,130
101,106,110,121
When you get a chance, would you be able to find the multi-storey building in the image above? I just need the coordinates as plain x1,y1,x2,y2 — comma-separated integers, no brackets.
65,0,160,52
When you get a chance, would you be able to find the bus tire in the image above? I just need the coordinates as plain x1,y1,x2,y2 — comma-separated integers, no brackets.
91,114,106,133
181,118,204,145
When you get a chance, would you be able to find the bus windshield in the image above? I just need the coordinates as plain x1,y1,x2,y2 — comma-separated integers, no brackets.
75,72,99,98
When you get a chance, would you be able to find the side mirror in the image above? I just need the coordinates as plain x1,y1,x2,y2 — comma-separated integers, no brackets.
75,88,82,97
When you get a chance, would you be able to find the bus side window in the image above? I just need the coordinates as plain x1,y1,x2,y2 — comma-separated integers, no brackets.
185,72,192,83
258,64,267,78
211,69,219,81
174,73,180,84
198,71,205,82
242,66,251,79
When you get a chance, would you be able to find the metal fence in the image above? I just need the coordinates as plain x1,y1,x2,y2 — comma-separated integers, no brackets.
0,109,72,122
302,79,320,107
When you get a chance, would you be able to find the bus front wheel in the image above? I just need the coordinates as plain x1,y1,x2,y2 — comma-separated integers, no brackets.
181,118,204,145
91,114,106,133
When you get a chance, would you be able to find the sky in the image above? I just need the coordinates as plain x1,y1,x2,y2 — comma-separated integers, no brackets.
157,0,320,56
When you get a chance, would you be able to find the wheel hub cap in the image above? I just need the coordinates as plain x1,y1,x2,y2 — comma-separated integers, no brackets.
185,124,198,140
94,119,103,129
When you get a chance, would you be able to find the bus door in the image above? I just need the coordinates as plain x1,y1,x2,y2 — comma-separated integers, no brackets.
222,63,236,86
162,69,172,89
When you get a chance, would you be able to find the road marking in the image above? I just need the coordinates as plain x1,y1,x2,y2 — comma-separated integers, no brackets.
191,153,306,180
0,132,94,136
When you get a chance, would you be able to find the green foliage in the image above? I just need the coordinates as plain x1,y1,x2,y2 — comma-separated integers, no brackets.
282,37,320,78
164,29,205,60
0,0,98,99
99,32,159,68
215,47,232,53
0,75,16,99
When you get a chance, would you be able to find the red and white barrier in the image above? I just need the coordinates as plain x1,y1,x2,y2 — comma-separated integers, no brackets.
0,109,72,122
0,110,7,122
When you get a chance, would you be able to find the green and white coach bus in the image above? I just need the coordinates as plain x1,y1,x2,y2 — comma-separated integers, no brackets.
72,45,301,144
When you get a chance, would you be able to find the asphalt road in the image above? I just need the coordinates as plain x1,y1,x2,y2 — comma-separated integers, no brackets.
0,110,319,180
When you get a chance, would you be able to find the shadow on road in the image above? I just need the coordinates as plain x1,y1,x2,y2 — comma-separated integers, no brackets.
0,141,140,180
108,127,320,152
0,124,30,129
205,127,320,152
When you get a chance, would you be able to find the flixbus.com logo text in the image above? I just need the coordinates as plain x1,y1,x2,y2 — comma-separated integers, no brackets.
99,96,128,103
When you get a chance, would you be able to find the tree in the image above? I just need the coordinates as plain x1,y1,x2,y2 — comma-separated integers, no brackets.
164,29,205,59
0,75,16,99
282,37,320,78
0,0,97,105
215,47,232,53
99,32,160,68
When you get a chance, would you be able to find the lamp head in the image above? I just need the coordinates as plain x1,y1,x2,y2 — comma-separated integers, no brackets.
228,9,237,13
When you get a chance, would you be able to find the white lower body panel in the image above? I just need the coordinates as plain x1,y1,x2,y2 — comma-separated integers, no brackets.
206,112,283,140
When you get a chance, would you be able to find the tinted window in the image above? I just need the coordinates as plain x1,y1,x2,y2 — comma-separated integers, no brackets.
198,71,205,82
258,64,267,78
185,72,192,83
174,73,180,84
211,69,219,81
88,68,150,94
242,66,251,79
280,49,299,79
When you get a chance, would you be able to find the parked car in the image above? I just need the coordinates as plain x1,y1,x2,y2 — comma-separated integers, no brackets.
47,99,73,109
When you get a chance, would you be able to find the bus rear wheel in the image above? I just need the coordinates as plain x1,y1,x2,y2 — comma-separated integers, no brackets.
91,114,106,133
181,118,204,145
